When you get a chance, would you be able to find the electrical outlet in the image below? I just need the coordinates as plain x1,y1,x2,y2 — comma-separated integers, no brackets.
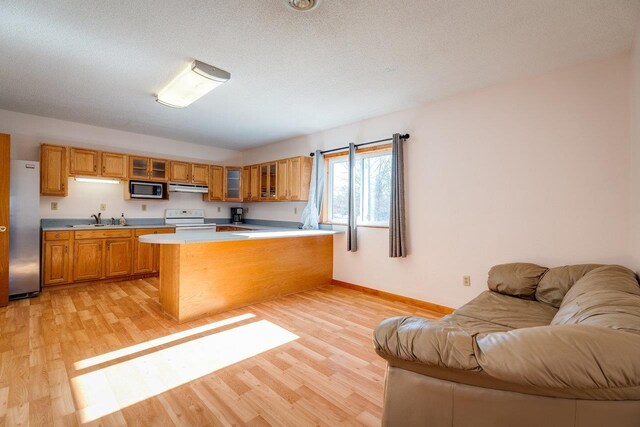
245,208,249,214
50,202,58,211
141,204,147,212
294,207,298,214
463,275,471,286
100,203,107,211
217,207,221,213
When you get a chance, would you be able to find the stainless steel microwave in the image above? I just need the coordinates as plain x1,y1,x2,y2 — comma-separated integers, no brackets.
129,181,163,199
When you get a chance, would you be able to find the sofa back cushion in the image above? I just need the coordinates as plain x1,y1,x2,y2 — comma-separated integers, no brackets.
535,264,603,307
487,263,548,298
551,265,640,335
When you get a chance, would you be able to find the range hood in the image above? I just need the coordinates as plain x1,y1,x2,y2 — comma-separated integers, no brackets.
168,183,209,193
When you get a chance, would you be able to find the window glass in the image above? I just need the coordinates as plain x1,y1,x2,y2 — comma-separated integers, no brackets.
327,150,391,226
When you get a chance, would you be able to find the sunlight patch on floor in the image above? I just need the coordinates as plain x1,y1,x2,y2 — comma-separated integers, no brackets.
71,319,298,423
74,313,256,370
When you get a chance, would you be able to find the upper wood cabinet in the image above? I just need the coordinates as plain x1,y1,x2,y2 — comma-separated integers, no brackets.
242,167,250,201
101,152,128,179
287,156,312,201
276,159,288,201
69,148,100,176
130,157,168,181
40,144,68,196
204,165,224,201
249,165,259,202
170,161,191,183
224,167,242,202
191,164,209,185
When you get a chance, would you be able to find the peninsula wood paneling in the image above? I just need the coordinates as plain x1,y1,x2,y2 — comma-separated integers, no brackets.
159,235,333,322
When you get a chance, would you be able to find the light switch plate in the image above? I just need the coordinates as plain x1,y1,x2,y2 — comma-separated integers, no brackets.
100,203,107,211
141,204,147,212
51,202,58,211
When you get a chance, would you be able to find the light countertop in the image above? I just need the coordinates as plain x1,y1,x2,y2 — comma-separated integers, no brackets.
139,227,340,244
42,224,177,231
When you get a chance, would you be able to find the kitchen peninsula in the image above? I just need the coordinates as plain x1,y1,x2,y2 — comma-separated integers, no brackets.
140,228,338,323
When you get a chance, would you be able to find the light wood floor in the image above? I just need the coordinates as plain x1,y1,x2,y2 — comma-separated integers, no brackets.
0,279,441,426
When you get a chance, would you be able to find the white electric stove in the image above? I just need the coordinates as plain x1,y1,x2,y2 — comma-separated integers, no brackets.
164,209,216,232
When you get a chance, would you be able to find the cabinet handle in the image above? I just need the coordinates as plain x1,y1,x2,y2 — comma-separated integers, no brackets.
61,183,65,190
94,165,97,172
65,245,68,253
0,226,6,233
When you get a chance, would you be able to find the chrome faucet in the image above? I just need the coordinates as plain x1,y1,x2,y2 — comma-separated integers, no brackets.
91,213,102,224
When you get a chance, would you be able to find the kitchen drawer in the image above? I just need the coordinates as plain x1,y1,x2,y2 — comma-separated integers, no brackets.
44,231,72,241
75,229,133,239
135,228,175,237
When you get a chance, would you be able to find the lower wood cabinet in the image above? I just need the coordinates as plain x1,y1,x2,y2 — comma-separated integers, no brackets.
43,240,71,285
73,239,104,281
133,229,173,274
43,227,172,287
105,239,133,277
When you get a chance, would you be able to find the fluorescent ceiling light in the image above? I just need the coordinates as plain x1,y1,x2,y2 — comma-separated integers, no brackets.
156,60,231,108
75,177,121,184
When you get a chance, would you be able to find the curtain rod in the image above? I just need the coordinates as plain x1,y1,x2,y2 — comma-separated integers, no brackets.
309,133,410,157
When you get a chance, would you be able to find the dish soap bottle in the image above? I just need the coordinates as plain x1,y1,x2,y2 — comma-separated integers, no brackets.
119,213,126,226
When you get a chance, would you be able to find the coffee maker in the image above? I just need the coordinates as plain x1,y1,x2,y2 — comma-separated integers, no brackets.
231,207,244,224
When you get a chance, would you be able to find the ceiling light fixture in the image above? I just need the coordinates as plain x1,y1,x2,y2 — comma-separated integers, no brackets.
75,177,121,184
156,60,231,108
288,0,318,11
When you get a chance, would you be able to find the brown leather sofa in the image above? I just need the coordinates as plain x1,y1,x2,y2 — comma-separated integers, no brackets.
374,263,640,427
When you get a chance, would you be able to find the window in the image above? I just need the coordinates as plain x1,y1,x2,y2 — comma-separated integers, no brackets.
326,148,392,226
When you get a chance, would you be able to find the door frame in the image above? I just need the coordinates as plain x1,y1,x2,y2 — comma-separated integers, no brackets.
0,134,10,307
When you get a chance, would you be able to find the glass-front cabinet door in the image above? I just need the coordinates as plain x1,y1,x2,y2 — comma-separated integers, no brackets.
259,163,269,200
269,162,277,199
150,159,168,181
130,156,150,180
225,167,242,202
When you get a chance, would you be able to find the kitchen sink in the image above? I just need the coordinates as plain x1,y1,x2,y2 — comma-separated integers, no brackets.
67,224,131,228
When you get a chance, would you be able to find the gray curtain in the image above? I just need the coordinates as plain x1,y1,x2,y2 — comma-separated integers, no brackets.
389,133,407,257
301,150,324,229
347,143,358,252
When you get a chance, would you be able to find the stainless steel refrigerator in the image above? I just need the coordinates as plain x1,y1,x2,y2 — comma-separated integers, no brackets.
9,160,40,299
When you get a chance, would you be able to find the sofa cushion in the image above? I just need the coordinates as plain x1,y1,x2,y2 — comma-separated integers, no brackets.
454,291,558,329
374,316,480,371
487,263,548,298
474,324,640,399
535,264,602,307
551,265,640,335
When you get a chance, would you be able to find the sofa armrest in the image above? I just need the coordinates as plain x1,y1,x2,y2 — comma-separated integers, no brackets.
373,316,480,371
475,324,640,391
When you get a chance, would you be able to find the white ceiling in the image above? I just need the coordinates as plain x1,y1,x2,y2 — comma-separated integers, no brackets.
1,1,639,150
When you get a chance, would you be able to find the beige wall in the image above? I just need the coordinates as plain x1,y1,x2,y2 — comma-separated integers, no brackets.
243,54,632,308
630,26,640,271
1,109,242,219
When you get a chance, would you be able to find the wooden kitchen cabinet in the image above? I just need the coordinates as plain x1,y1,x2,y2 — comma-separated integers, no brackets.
276,159,288,200
242,166,250,200
205,165,224,201
259,163,276,201
170,161,191,183
250,165,259,201
134,228,174,274
43,240,71,285
69,147,100,176
224,167,242,202
191,164,209,185
105,238,133,277
129,157,169,181
101,152,128,179
73,239,104,282
287,156,312,201
40,144,68,196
